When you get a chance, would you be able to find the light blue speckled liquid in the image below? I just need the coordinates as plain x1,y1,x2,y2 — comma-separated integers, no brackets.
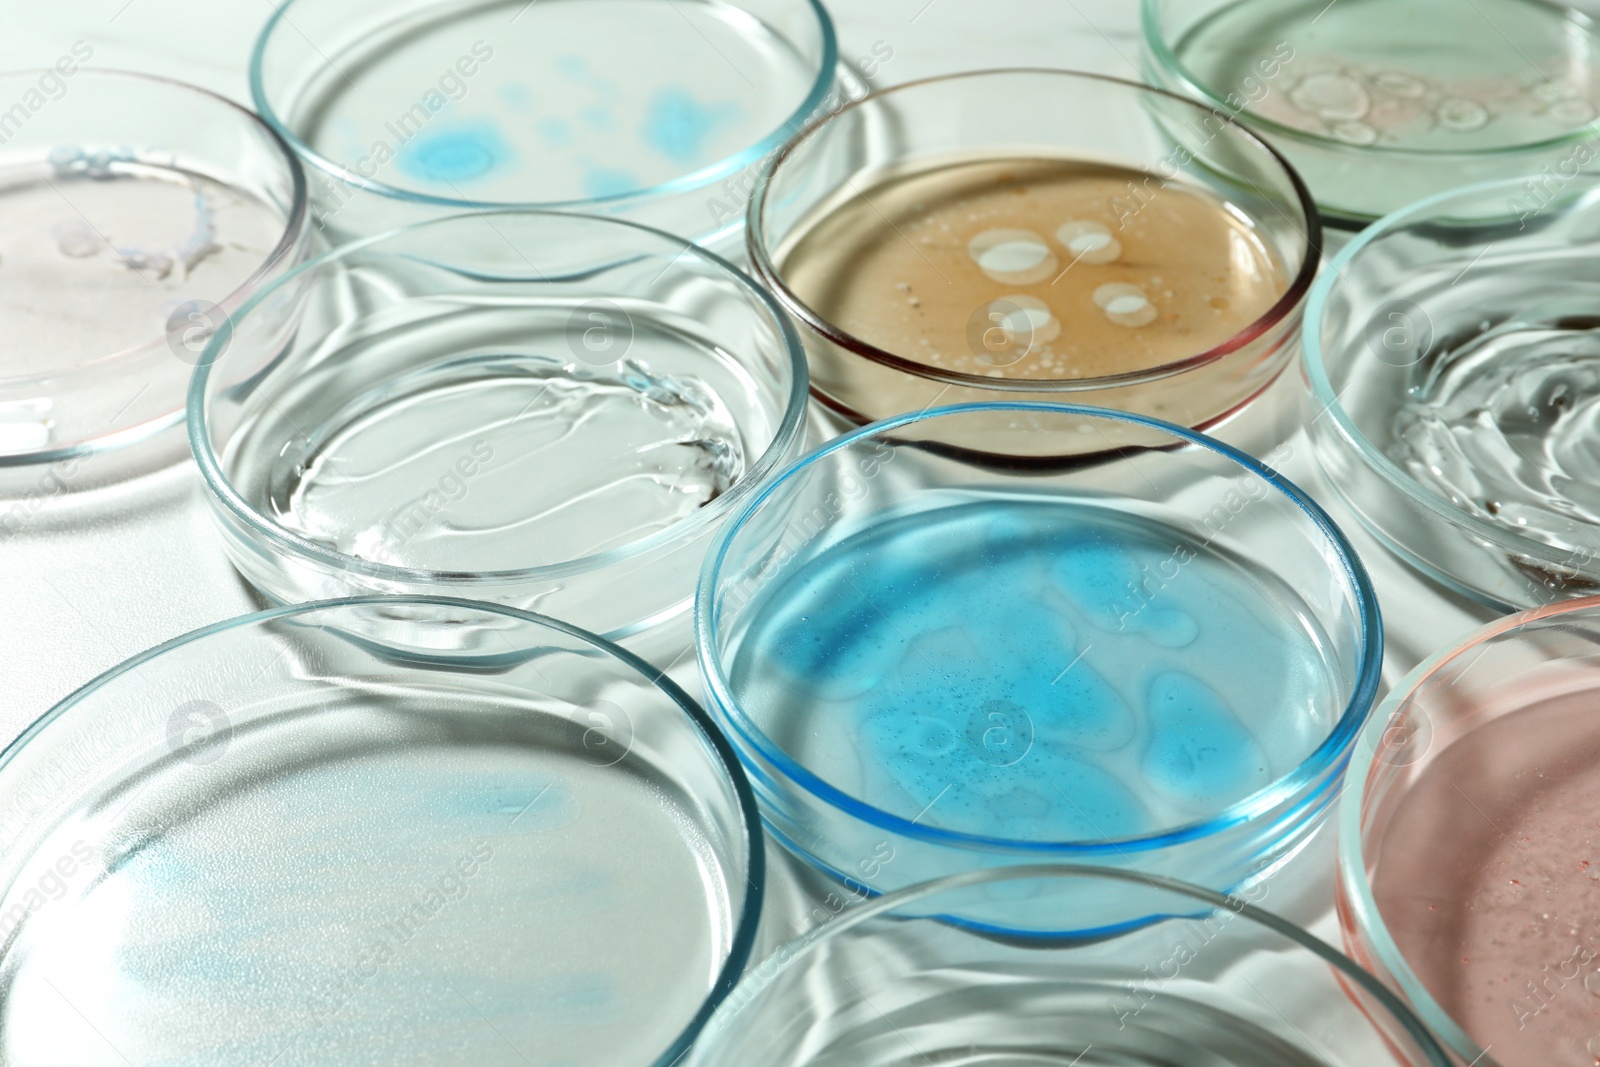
729,495,1339,841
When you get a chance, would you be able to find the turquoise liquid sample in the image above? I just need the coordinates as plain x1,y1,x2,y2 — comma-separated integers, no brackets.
729,495,1339,841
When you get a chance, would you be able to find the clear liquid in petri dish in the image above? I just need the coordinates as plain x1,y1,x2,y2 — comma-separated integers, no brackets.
777,155,1286,398
1389,317,1600,566
0,153,283,375
259,351,749,573
1173,0,1600,153
1371,677,1600,1065
0,700,733,1066
296,0,818,204
729,495,1338,843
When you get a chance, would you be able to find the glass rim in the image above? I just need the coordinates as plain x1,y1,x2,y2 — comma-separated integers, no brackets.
1300,173,1600,575
186,206,811,589
744,66,1323,406
248,0,839,222
1139,0,1600,161
0,67,310,466
701,862,1453,1066
696,401,1384,856
0,593,768,1067
1336,594,1600,1067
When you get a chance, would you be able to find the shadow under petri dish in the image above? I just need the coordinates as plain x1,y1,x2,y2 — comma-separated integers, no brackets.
1371,677,1600,1064
728,494,1340,844
777,155,1287,399
0,698,733,1066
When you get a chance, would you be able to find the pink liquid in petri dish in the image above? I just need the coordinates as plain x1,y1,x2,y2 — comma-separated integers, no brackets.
1372,674,1600,1065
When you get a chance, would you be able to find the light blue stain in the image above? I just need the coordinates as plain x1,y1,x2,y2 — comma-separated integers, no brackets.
579,103,616,133
1141,671,1269,807
536,116,577,148
580,163,641,198
555,54,591,82
396,119,512,184
1049,533,1199,648
496,82,535,112
640,86,739,163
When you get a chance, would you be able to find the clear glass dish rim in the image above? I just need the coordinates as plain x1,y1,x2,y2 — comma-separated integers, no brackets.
1336,594,1600,1067
744,66,1323,403
1139,0,1600,161
1300,174,1597,574
696,862,1453,1066
0,593,768,1067
0,67,310,468
695,400,1384,856
248,0,839,220
186,207,811,587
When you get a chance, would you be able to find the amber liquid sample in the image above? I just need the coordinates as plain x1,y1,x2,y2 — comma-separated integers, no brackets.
777,156,1288,384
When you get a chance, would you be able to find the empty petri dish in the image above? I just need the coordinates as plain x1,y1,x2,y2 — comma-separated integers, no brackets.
686,866,1453,1066
1340,598,1600,1067
251,0,840,247
696,403,1381,930
0,597,763,1067
747,69,1319,445
0,69,310,493
1303,175,1600,609
189,210,807,642
1144,0,1600,229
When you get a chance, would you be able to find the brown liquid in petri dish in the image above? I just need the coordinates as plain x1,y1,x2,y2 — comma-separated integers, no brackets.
779,156,1288,381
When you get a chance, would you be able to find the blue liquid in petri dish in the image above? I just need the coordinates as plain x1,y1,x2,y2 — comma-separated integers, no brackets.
728,495,1339,841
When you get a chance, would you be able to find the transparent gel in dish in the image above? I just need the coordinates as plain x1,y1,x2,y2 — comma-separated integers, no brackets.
191,211,807,641
0,70,308,487
1303,175,1600,608
0,599,763,1067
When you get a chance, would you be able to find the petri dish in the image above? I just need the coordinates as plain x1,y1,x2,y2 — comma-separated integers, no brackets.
696,403,1381,931
0,597,763,1067
747,69,1319,443
0,69,310,494
1303,175,1600,610
686,866,1453,1066
189,209,807,642
251,0,840,248
1340,597,1600,1067
1143,0,1600,230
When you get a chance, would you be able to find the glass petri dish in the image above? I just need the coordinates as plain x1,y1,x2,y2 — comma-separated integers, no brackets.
250,0,840,248
1143,0,1600,230
686,865,1452,1066
1303,175,1600,610
0,597,762,1067
1339,597,1600,1067
0,69,310,495
747,68,1320,443
189,209,807,642
696,403,1381,932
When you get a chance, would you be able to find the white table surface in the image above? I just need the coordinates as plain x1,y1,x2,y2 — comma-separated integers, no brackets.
2,0,1503,1034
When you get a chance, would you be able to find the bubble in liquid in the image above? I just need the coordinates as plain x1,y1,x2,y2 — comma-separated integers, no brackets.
53,220,102,258
1291,72,1371,121
1372,71,1428,99
1055,220,1121,264
1332,120,1379,146
1438,97,1490,132
1094,283,1157,328
1549,97,1597,127
967,228,1057,284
